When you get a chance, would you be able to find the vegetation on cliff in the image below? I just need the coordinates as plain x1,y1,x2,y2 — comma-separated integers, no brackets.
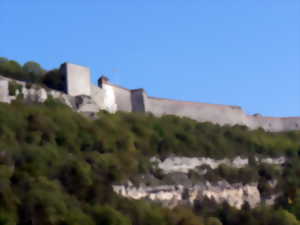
0,98,299,224
0,57,64,91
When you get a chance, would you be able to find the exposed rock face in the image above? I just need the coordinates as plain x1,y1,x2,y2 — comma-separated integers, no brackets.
151,157,248,174
113,181,261,209
22,87,49,103
151,156,285,174
0,75,102,114
113,156,284,209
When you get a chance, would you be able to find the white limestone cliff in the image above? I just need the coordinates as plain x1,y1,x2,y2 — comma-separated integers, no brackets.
151,156,285,174
113,156,284,209
113,181,261,209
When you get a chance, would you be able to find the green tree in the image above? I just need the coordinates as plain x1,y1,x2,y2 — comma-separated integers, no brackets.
271,210,300,225
42,69,65,91
92,206,131,225
23,61,45,76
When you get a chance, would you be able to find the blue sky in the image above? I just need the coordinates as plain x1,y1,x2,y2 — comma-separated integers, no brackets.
1,1,299,117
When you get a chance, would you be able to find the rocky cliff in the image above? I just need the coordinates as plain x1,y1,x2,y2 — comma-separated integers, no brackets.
113,156,284,209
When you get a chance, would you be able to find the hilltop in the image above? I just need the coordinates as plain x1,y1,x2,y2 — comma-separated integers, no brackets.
0,57,300,225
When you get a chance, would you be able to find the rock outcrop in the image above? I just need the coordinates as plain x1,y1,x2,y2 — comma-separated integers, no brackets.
151,156,285,174
0,75,101,114
113,156,284,209
113,181,261,209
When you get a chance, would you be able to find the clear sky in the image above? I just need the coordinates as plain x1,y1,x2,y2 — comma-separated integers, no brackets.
1,1,299,117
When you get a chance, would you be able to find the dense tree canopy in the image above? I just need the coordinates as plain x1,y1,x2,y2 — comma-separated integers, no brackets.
22,61,45,76
0,99,298,224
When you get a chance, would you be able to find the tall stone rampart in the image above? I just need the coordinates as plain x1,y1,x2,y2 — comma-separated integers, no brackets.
146,96,249,127
109,84,132,112
248,115,300,132
98,76,132,112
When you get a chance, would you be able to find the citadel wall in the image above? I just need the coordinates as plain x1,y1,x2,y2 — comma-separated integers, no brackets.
248,115,300,132
109,84,132,112
61,63,300,132
98,77,133,112
1,62,299,132
145,96,300,131
131,89,148,112
146,96,250,127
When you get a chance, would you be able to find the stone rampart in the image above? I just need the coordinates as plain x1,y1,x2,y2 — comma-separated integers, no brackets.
142,94,300,132
146,96,249,127
1,62,300,132
248,115,300,132
109,83,132,112
131,89,148,112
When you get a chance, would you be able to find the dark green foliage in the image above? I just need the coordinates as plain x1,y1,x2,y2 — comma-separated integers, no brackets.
92,205,131,225
42,69,66,91
0,57,66,92
204,164,260,184
0,58,43,83
22,61,45,76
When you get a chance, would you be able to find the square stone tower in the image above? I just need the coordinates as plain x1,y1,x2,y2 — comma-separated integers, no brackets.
61,63,91,96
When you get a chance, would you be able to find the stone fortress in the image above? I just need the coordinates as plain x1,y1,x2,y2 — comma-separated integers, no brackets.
0,62,300,132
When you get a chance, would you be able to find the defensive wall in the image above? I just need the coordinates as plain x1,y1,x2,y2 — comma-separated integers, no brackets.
0,62,299,132
59,63,300,132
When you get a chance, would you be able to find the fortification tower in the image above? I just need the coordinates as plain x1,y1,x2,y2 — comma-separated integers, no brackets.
60,63,91,96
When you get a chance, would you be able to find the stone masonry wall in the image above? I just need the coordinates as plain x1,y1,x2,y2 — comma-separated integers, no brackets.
106,83,132,112
146,96,249,127
131,89,147,112
63,63,91,96
144,95,300,132
2,61,300,132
